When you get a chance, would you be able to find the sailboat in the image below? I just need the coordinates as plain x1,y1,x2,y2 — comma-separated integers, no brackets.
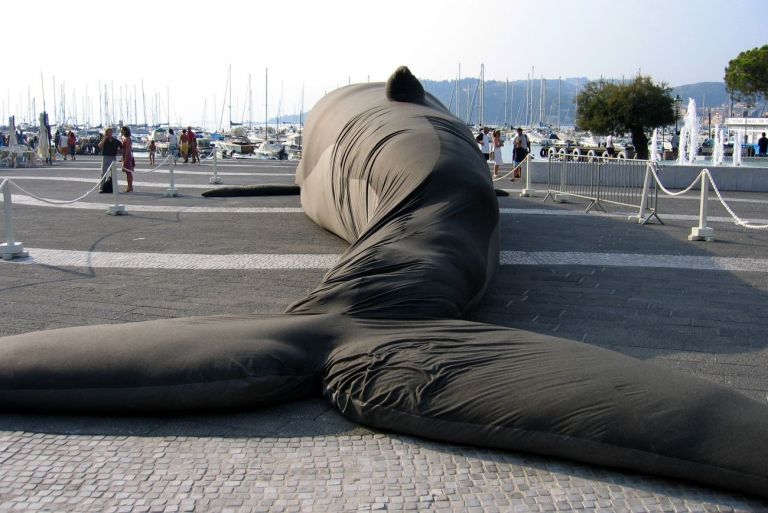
216,65,256,157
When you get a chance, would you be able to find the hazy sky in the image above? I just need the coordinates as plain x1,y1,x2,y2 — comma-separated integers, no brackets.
3,0,765,127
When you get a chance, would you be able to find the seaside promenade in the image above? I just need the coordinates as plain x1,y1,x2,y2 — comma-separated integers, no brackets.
1,155,767,512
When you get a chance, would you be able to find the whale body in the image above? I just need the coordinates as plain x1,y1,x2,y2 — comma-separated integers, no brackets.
1,67,767,498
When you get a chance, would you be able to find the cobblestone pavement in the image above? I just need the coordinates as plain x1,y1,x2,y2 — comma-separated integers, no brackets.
1,157,767,512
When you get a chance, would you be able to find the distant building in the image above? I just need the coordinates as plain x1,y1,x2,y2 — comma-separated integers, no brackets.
725,117,768,144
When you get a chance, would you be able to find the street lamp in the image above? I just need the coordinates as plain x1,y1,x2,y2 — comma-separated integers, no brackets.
674,94,682,133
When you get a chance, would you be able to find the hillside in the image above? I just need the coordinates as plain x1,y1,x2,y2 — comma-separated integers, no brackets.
276,79,731,127
421,78,729,128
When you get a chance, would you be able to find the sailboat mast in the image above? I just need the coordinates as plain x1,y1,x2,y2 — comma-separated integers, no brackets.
479,63,484,127
465,70,470,124
111,82,116,125
104,84,109,126
40,73,46,116
228,65,232,128
60,82,66,124
98,81,102,126
504,78,508,127
141,80,147,126
510,82,514,127
457,63,461,122
540,77,544,127
278,81,283,137
133,85,138,125
299,82,304,130
557,77,561,130
248,74,252,130
52,77,57,125
265,67,268,142
218,65,230,131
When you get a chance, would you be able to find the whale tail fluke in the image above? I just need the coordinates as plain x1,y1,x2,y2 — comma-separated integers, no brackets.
323,318,768,499
0,313,344,413
386,66,425,103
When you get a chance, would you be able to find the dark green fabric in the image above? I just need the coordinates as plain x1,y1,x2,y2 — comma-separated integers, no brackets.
202,184,300,197
1,67,767,498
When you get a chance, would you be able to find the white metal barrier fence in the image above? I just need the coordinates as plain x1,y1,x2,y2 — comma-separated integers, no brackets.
544,155,661,224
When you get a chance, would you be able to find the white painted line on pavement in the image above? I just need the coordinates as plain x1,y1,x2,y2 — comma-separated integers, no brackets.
4,196,766,224
7,248,768,273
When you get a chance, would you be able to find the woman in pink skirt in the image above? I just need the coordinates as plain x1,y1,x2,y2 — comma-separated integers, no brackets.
120,126,135,192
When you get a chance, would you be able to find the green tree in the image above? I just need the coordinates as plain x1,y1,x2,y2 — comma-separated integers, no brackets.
724,45,768,101
575,76,675,160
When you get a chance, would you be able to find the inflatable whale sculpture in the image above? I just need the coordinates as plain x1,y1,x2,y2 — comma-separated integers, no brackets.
1,67,767,498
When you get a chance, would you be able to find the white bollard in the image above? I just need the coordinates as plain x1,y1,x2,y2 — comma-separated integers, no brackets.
520,155,536,197
209,143,223,184
107,162,126,215
688,171,715,241
636,163,653,224
0,179,29,260
165,152,179,197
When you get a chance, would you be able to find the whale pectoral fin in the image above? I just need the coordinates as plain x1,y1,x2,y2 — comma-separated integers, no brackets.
0,314,340,413
202,184,300,197
322,320,768,497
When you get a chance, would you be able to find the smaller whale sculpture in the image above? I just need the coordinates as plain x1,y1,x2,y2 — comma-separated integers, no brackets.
0,67,767,499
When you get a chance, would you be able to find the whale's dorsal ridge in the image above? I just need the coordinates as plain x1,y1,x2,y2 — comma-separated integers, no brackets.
386,66,425,103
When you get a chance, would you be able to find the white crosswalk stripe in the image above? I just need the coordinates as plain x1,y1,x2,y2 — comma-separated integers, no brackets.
6,248,768,272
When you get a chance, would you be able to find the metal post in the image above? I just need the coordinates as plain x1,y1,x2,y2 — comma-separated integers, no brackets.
688,171,715,241
107,162,126,215
1,180,29,260
520,155,536,197
209,143,222,184
165,151,178,197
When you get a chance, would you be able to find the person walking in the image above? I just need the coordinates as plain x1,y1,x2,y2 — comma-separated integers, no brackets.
478,126,491,161
606,133,616,157
97,127,122,193
492,129,504,178
180,129,189,163
59,131,69,160
758,132,768,157
67,131,77,161
121,126,135,193
148,139,156,166
187,127,199,163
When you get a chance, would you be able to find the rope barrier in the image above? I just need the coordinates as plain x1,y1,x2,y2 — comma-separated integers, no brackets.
492,154,530,182
704,170,768,230
133,154,171,174
7,172,110,205
647,165,768,231
646,165,701,197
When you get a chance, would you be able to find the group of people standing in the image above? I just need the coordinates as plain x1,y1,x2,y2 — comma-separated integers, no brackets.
477,126,530,179
98,126,134,193
57,131,78,160
165,127,200,164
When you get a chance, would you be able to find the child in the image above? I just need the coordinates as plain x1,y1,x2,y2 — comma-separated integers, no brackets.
148,139,156,166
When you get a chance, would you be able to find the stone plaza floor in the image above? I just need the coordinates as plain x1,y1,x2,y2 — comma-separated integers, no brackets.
1,156,767,512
